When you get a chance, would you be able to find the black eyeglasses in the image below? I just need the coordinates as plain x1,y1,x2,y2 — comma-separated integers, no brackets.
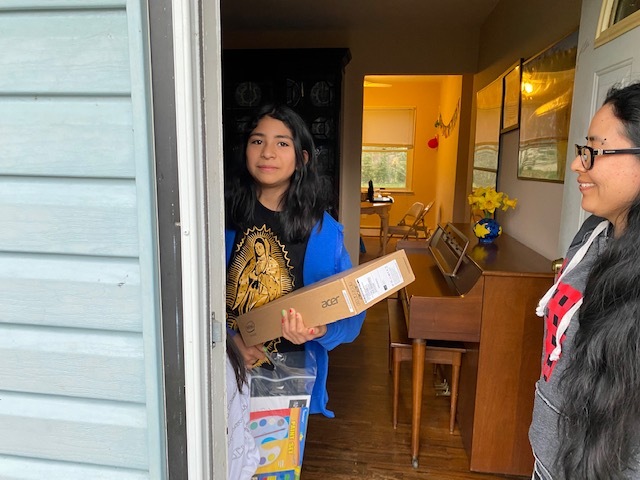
575,144,640,170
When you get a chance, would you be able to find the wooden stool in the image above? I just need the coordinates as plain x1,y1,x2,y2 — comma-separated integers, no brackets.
387,298,466,433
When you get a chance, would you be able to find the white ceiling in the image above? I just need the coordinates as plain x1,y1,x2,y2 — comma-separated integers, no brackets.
221,0,501,32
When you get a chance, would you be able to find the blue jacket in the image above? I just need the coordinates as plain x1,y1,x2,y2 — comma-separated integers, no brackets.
225,212,366,417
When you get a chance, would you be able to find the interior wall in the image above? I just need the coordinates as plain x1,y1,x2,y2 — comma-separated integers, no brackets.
360,79,441,232
477,0,582,86
472,0,582,260
222,0,582,262
223,28,479,262
453,74,475,223
436,76,464,226
498,131,564,261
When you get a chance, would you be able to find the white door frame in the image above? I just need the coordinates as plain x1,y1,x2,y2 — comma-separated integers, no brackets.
172,0,228,478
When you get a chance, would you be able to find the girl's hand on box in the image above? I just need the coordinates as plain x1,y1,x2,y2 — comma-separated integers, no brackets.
281,308,327,344
231,333,268,368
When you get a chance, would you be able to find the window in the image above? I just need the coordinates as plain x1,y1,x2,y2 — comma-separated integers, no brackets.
596,0,640,47
361,146,413,189
361,107,415,191
472,79,501,189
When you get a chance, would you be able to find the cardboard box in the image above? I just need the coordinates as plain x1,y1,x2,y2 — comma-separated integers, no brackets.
237,249,415,346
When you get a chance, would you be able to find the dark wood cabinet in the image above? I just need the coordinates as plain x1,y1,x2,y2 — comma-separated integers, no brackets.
222,48,351,214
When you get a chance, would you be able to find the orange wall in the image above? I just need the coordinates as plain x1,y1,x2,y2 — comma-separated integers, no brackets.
436,76,463,225
361,80,439,231
360,77,462,233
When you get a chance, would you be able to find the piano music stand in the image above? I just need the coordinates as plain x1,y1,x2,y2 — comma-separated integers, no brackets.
428,223,469,278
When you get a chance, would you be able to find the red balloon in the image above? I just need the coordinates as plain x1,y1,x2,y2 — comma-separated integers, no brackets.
428,136,439,149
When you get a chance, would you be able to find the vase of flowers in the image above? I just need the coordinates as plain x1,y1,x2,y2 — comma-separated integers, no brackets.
468,187,517,244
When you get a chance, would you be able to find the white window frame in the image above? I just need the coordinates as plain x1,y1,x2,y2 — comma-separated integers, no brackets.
361,145,414,192
361,107,416,192
595,0,640,47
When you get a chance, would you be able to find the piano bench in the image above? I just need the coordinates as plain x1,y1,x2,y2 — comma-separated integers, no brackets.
387,298,466,433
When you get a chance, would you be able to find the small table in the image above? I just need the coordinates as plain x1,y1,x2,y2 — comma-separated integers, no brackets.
360,201,393,255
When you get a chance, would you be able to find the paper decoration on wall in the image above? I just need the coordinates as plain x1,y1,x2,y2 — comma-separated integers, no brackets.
434,98,460,138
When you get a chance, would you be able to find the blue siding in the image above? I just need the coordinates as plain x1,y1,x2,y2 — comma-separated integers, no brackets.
0,254,142,331
0,456,148,480
0,10,130,94
0,97,136,178
0,325,145,401
0,1,165,478
0,177,139,256
0,392,148,468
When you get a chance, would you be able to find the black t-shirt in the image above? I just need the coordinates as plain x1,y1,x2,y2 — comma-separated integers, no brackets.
226,202,309,368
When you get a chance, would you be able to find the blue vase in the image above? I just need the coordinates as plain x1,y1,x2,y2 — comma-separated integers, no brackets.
473,218,502,244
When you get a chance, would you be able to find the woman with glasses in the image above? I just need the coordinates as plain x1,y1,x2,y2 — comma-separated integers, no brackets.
530,81,640,480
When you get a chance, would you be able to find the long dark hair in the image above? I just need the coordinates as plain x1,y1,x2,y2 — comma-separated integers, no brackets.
227,336,247,391
225,104,331,242
558,82,640,479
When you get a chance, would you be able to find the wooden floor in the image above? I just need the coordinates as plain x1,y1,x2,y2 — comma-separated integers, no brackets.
300,236,525,480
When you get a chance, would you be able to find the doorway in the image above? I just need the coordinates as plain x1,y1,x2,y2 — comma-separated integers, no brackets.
359,75,463,247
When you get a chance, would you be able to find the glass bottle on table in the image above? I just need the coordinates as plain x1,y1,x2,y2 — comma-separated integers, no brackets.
367,180,374,202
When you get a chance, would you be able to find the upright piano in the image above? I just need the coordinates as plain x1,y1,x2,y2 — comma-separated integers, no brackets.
397,223,554,476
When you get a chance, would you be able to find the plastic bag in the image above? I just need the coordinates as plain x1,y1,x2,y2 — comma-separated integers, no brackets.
250,350,316,399
249,350,317,480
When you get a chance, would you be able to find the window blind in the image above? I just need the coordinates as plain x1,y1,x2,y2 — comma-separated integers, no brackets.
362,107,416,147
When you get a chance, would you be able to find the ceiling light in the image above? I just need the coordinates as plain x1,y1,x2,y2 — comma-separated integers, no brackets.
363,80,392,88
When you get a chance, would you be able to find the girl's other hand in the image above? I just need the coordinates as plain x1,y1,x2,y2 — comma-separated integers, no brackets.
281,308,327,344
231,333,267,368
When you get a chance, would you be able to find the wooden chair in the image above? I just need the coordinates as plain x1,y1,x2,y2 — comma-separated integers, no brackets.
387,298,466,433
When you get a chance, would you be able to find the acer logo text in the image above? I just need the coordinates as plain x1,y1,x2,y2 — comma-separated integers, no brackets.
321,296,339,308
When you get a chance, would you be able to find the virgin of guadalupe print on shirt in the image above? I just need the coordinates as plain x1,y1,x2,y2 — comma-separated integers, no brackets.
227,225,303,366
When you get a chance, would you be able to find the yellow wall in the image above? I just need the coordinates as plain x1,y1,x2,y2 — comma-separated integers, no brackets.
435,76,463,225
360,77,462,234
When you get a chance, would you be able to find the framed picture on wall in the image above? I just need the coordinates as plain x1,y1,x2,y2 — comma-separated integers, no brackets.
472,77,502,189
517,31,579,183
501,60,522,132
